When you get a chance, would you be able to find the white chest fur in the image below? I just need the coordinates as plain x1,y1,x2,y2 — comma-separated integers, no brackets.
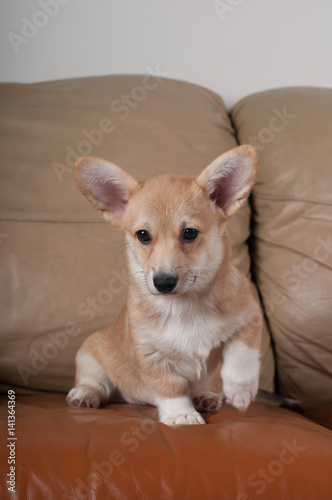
134,293,239,382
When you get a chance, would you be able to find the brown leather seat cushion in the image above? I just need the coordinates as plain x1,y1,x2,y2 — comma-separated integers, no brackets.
1,394,331,499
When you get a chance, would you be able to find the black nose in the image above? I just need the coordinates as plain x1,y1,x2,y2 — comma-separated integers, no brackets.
153,274,178,293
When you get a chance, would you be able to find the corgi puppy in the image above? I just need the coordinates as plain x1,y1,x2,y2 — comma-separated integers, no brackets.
67,145,262,426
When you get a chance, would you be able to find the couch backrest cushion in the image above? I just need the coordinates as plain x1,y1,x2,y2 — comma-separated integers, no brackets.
232,87,332,408
0,75,274,393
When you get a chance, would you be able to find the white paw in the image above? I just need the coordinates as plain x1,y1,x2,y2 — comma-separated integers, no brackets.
157,396,206,426
66,387,100,408
193,392,223,412
225,389,255,412
161,411,205,426
223,380,258,412
221,341,260,412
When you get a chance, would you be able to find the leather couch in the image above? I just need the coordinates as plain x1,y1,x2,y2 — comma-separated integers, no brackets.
0,75,331,499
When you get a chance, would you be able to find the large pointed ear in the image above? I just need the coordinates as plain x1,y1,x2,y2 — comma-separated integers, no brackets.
74,157,139,224
195,145,258,218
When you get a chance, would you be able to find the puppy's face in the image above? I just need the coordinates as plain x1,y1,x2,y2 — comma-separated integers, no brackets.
74,145,258,297
121,174,227,296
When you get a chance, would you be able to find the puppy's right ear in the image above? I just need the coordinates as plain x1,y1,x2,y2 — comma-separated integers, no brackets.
74,157,138,225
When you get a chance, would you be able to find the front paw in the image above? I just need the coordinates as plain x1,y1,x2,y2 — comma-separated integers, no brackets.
223,380,258,412
161,411,205,426
157,396,206,426
221,341,260,412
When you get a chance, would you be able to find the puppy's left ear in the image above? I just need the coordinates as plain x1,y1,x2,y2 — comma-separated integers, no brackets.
196,145,258,218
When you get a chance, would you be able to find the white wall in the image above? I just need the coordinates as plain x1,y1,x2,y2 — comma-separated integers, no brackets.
0,0,331,108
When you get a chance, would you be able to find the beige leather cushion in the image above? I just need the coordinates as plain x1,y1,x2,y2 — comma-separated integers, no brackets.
0,75,274,393
232,87,332,408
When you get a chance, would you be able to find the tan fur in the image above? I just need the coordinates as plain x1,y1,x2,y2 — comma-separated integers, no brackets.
67,146,262,425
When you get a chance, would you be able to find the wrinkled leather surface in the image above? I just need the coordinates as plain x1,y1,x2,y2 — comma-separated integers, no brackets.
1,394,332,500
0,75,274,394
232,87,332,408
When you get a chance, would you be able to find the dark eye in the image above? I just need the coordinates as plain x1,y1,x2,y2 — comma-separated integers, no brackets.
136,230,152,244
183,228,198,241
